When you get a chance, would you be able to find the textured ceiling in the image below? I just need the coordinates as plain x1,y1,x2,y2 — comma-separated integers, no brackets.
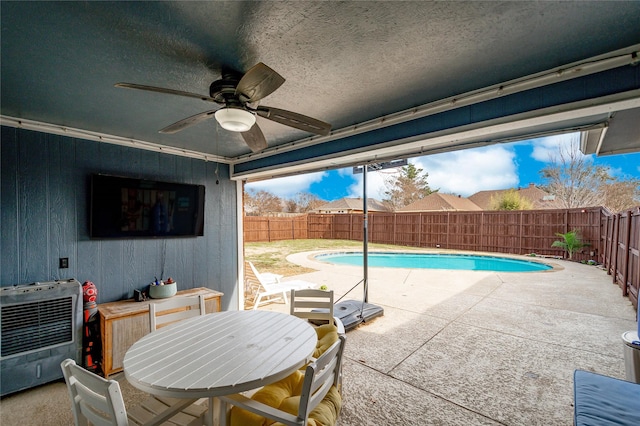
2,1,640,177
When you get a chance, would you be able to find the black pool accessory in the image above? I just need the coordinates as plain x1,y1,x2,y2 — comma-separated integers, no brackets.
334,299,384,332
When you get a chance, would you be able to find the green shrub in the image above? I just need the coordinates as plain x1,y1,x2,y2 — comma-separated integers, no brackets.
490,189,533,210
551,230,589,260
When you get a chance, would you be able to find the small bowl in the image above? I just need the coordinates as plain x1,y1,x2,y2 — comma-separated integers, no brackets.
149,282,177,299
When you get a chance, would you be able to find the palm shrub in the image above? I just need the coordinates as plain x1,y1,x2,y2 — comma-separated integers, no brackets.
551,230,589,259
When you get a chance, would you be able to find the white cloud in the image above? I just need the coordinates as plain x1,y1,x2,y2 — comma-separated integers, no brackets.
344,169,390,199
336,145,521,199
336,168,353,177
529,137,561,162
606,166,623,178
245,171,327,198
414,145,519,197
529,133,582,163
243,133,636,203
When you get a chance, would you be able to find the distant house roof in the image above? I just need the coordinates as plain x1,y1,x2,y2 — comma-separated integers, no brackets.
315,197,390,213
398,193,482,212
468,183,562,210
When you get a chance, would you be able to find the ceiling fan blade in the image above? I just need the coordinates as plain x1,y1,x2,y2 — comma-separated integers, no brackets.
235,63,285,103
159,110,217,134
256,106,331,136
241,124,268,152
115,83,216,102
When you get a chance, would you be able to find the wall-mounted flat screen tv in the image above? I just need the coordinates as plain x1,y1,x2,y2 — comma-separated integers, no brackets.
90,174,205,238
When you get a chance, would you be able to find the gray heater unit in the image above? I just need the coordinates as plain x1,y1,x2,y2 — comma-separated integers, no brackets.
1,279,83,396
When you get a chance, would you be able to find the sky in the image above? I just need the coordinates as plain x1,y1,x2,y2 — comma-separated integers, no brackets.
245,133,640,202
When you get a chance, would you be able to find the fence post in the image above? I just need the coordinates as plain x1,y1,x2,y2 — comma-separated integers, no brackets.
479,212,484,252
446,212,450,249
597,208,602,263
606,214,614,274
633,210,640,309
607,214,613,270
394,213,397,246
600,212,606,268
622,210,632,296
603,214,608,270
518,211,523,255
612,214,620,285
334,214,338,240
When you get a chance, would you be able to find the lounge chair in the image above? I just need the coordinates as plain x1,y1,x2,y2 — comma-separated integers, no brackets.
245,261,319,309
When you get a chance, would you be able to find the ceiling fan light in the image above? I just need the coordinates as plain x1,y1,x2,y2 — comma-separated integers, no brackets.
214,108,256,132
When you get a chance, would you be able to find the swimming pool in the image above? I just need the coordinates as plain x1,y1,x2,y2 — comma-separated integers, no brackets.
316,252,552,272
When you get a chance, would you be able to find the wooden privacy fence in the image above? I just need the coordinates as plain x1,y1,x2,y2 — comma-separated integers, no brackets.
244,215,308,242
244,207,639,308
306,209,606,258
601,208,640,309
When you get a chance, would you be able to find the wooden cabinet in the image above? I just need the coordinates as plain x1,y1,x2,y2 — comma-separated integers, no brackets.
98,287,223,377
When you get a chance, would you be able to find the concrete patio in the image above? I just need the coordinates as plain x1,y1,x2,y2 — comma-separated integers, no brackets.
1,250,637,425
263,250,638,425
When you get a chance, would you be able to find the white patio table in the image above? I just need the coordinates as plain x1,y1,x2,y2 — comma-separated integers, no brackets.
123,310,317,426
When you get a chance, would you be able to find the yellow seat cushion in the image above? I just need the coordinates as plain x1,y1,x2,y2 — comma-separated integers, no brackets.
313,323,338,358
229,370,342,426
306,385,342,426
230,371,303,426
272,386,342,426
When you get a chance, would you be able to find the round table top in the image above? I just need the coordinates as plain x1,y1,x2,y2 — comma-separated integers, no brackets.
123,310,317,398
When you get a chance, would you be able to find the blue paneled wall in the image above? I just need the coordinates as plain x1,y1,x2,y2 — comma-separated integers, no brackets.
1,126,237,309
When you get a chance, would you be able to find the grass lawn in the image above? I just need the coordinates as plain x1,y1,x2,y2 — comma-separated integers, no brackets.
244,239,424,276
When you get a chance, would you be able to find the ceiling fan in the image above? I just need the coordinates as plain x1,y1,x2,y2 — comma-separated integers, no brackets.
115,63,331,153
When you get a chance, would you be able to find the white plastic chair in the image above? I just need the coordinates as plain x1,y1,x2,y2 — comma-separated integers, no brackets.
218,335,346,426
245,261,318,309
60,358,206,426
290,288,345,335
149,295,206,331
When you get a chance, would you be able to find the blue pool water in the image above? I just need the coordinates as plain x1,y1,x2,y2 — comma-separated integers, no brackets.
316,252,552,272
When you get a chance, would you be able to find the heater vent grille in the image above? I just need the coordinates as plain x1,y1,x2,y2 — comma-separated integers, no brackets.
1,297,74,357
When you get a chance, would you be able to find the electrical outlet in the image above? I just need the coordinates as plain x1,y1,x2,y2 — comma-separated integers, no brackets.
59,258,69,269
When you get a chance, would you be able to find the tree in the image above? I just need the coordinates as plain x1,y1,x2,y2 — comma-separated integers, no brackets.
490,189,533,210
289,192,325,213
539,137,640,210
602,179,640,213
383,163,436,211
244,190,283,216
539,138,609,208
284,198,298,213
